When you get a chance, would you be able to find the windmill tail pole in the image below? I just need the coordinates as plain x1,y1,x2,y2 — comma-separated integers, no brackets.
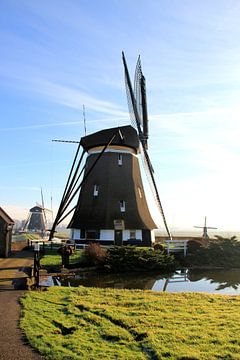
48,139,83,242
51,129,120,234
57,150,86,220
56,130,119,225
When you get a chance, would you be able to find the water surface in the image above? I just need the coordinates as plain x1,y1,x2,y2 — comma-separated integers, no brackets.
40,269,240,295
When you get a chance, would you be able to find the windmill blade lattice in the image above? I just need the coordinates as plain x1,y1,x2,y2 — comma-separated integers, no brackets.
134,56,143,129
122,52,172,240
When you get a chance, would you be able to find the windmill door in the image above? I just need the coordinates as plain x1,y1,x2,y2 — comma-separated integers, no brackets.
114,230,123,246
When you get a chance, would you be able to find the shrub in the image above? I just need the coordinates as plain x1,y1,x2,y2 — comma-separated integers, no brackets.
186,236,240,268
153,243,165,251
83,243,107,266
187,240,202,253
104,245,177,272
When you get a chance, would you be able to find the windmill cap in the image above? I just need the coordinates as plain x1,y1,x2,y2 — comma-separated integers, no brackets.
80,125,139,152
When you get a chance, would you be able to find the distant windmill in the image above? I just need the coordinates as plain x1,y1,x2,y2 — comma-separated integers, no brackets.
23,188,52,236
194,216,217,241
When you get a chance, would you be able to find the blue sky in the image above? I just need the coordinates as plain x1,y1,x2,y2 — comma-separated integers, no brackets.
1,0,240,232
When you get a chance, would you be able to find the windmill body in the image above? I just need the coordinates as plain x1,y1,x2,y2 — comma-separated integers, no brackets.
69,125,156,246
24,189,52,236
24,205,46,234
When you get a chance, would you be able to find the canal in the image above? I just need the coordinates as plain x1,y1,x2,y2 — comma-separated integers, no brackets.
40,268,240,295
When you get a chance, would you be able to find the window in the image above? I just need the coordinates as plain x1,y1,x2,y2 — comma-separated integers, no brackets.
93,185,99,196
86,230,100,239
119,200,126,212
129,230,136,239
80,229,86,239
118,154,123,166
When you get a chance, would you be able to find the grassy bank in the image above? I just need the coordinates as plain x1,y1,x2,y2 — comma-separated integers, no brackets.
21,287,240,359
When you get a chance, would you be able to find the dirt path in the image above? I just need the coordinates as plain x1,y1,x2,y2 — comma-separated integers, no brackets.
0,251,42,359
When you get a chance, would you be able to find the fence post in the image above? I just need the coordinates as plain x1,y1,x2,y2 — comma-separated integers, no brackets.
33,242,40,288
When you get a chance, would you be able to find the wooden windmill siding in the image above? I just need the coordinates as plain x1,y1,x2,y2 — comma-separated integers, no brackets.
69,126,156,246
0,207,14,257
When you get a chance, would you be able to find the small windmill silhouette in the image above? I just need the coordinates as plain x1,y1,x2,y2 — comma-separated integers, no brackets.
23,188,52,236
194,216,217,240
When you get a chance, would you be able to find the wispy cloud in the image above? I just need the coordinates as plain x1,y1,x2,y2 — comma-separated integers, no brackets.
0,117,127,132
0,186,41,191
35,79,128,117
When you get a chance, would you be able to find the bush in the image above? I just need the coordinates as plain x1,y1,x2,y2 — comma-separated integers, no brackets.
153,243,165,251
187,240,202,253
104,245,177,272
186,236,240,268
83,243,107,266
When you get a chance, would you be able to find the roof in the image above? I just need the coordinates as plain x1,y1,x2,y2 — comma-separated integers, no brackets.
80,125,139,152
30,206,43,212
0,207,14,224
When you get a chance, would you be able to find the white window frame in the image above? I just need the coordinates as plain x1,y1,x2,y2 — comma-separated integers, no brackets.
118,154,123,166
93,185,99,196
119,200,126,212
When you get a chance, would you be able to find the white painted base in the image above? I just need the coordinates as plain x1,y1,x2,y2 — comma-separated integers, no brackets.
70,229,144,242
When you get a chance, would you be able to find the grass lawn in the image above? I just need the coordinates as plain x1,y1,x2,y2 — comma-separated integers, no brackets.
40,249,84,268
20,287,240,359
12,233,41,242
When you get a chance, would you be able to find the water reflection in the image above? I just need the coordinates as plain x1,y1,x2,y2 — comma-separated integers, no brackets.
188,269,240,292
39,269,240,295
54,271,170,290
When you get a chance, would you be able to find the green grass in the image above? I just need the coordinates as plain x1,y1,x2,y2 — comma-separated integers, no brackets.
21,287,240,359
12,233,41,242
40,249,84,268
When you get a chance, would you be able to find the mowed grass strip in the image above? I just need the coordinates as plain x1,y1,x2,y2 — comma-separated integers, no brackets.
20,287,240,359
40,249,83,267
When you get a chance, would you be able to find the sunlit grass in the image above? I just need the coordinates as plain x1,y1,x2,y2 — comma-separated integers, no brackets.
12,233,41,242
21,287,240,359
40,249,84,268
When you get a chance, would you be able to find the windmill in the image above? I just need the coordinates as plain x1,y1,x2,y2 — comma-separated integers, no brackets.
24,189,52,236
49,53,171,246
194,216,217,241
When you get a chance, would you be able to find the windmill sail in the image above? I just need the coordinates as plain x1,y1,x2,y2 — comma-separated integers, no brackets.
134,56,149,148
122,52,172,240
